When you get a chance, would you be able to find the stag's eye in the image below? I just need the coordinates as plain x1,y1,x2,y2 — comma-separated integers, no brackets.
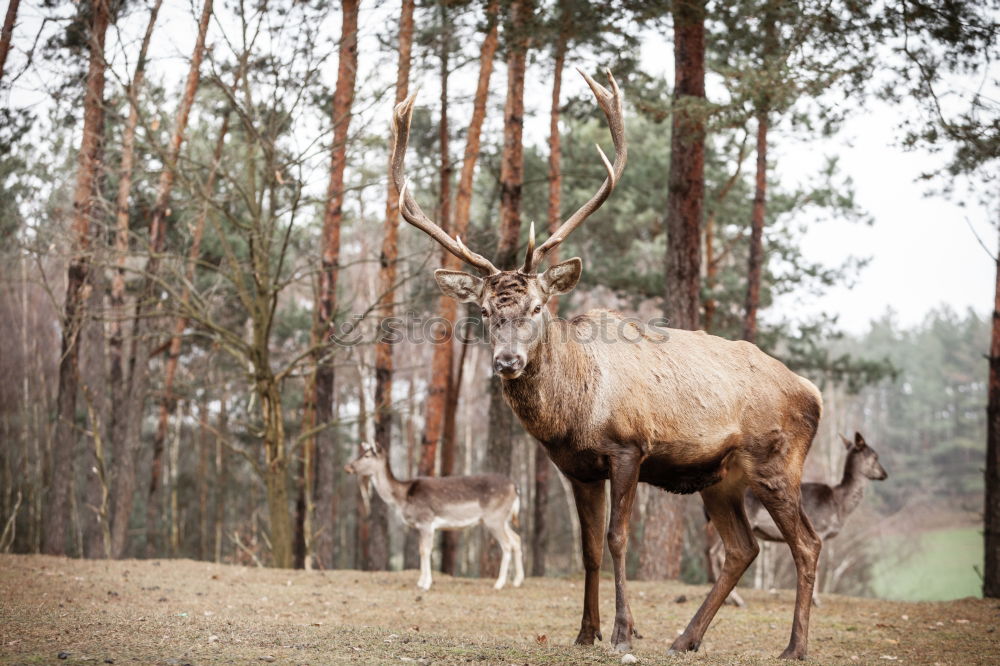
533,304,542,315
480,308,488,318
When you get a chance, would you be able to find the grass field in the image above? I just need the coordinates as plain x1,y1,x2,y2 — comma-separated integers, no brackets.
871,527,984,602
1,554,998,665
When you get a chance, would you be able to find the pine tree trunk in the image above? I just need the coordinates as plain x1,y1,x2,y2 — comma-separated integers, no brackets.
440,322,472,574
213,391,229,563
639,0,705,581
483,0,531,579
0,0,21,84
309,0,359,571
370,0,415,571
742,112,768,343
45,0,110,557
111,0,213,560
417,3,453,481
532,15,567,577
197,398,210,560
486,0,531,477
984,223,1000,597
108,0,161,489
147,102,231,556
426,0,500,575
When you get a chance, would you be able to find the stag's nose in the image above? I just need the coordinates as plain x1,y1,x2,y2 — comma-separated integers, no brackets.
493,352,524,377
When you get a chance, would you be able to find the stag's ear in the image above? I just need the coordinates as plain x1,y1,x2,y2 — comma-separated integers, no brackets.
839,434,853,450
854,432,867,449
434,269,483,303
539,258,582,296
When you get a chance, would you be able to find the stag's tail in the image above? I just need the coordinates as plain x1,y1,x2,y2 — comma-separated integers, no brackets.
510,487,521,529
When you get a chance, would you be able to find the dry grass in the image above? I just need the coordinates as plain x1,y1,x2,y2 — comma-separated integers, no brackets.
1,554,997,665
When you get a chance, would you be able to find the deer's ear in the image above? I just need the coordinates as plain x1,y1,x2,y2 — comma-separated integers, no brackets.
539,257,582,296
839,434,853,450
434,269,483,303
854,432,867,449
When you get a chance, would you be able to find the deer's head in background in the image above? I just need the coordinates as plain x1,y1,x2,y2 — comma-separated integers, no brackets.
840,432,888,481
391,70,626,380
344,441,385,478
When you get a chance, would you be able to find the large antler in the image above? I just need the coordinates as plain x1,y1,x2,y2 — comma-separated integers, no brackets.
522,69,627,274
391,95,499,275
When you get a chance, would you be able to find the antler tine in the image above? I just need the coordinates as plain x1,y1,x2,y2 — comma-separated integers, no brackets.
519,220,536,273
390,94,499,275
530,68,627,271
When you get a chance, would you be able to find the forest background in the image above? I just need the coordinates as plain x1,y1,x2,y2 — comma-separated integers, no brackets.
0,0,997,602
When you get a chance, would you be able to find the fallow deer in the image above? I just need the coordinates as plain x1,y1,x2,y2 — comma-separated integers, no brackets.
344,442,524,591
390,70,824,660
707,431,888,607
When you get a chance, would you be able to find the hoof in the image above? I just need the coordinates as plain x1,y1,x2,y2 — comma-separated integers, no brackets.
668,636,700,654
779,647,807,660
611,621,635,652
574,628,602,645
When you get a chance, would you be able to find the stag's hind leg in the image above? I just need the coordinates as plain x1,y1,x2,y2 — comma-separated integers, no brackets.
671,479,758,654
750,481,821,660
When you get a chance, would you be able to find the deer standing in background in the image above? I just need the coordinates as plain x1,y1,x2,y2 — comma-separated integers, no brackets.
344,442,524,591
391,70,824,660
707,431,889,607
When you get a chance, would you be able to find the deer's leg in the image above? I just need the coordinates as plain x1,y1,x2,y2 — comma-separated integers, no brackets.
417,526,435,590
607,448,642,652
750,481,821,660
709,528,747,608
671,481,758,654
570,477,606,645
505,521,525,587
486,520,512,590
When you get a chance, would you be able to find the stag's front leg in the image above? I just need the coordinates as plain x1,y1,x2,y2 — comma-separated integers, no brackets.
607,448,642,652
570,477,606,645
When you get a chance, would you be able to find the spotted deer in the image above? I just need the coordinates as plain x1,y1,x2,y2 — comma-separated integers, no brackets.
344,442,524,591
391,70,824,660
707,431,888,607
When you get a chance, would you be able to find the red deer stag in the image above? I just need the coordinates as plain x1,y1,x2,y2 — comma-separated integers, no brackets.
345,442,523,590
390,69,824,660
707,431,888,607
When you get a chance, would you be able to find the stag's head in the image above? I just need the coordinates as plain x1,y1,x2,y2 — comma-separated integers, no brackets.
391,69,626,380
840,432,888,481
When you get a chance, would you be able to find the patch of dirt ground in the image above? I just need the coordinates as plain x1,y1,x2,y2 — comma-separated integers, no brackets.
1,554,997,665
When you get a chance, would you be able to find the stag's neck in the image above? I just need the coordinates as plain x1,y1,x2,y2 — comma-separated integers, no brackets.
833,461,867,518
369,459,410,509
500,318,592,443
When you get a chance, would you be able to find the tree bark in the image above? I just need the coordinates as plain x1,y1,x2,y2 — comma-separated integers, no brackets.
742,111,768,343
108,0,161,499
639,0,705,580
110,0,213,560
483,0,531,579
0,0,21,85
308,0,359,571
440,320,473,574
531,8,567,578
370,0,415,571
486,0,531,479
147,101,231,556
44,0,110,556
417,2,454,481
985,223,1000,597
423,0,500,575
